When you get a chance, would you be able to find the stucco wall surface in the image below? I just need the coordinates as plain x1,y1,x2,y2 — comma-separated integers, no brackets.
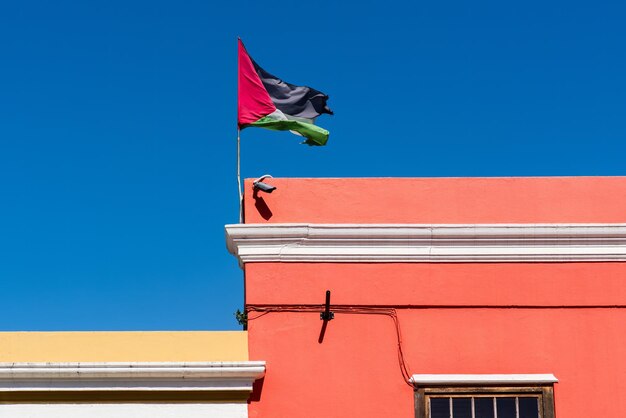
243,176,626,223
248,307,625,418
0,331,248,362
246,263,626,418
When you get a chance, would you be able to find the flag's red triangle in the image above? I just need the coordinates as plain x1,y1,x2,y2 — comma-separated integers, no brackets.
238,40,276,126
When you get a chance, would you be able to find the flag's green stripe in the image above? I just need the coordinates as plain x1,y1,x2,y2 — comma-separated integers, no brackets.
244,117,329,146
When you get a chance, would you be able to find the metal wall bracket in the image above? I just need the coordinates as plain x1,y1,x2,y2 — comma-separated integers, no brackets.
320,290,334,321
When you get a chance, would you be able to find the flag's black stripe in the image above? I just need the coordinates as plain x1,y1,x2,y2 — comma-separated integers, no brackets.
252,60,333,119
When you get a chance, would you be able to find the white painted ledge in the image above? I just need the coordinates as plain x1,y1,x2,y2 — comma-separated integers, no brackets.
410,374,558,386
0,362,266,392
225,223,626,264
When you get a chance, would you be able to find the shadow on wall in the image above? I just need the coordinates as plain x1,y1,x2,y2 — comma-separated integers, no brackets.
318,318,329,344
248,376,265,403
253,189,273,220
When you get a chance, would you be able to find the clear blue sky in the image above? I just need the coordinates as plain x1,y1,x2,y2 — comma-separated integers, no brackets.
1,1,625,330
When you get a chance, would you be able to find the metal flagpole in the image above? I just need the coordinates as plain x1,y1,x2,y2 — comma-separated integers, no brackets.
237,128,243,223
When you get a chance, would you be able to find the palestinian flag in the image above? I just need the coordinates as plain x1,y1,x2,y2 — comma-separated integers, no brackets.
237,39,333,146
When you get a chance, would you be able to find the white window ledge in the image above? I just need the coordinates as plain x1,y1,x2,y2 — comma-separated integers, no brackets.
410,374,558,386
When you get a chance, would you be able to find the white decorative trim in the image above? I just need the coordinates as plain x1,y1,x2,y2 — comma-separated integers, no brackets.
0,362,266,392
410,374,558,385
225,223,626,264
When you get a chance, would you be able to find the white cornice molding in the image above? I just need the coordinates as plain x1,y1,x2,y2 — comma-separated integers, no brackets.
0,362,266,392
225,223,626,264
410,374,558,386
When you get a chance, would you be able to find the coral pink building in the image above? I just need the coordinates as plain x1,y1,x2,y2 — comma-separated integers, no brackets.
226,177,626,418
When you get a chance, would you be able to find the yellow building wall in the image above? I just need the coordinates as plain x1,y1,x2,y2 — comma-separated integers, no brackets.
0,331,248,362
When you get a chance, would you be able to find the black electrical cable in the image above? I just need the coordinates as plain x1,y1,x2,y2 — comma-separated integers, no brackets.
246,304,414,387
